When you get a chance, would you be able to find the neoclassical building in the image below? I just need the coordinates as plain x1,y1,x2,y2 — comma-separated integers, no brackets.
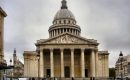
24,0,109,79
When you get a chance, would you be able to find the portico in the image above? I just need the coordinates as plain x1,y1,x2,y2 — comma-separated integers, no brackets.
38,46,97,78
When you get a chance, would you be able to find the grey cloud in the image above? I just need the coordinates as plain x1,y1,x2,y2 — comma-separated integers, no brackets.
1,0,130,67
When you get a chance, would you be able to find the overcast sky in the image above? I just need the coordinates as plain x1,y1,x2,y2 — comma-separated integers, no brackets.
0,0,130,67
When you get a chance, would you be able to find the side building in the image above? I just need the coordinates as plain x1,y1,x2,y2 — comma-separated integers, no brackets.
23,0,109,79
7,49,24,78
115,52,130,78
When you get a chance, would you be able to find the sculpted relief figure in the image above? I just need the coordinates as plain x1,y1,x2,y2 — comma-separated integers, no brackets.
54,35,79,43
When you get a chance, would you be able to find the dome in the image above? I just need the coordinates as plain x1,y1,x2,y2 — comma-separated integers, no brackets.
54,9,75,21
49,0,81,38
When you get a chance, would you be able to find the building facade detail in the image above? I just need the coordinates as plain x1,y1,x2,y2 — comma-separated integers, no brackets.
0,7,7,63
7,49,24,77
37,33,97,44
23,0,109,79
115,54,130,78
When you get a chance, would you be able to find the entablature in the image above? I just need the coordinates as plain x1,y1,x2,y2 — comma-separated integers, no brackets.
37,44,98,51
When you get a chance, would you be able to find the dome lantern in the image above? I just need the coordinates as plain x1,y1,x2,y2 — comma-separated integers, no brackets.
61,0,68,9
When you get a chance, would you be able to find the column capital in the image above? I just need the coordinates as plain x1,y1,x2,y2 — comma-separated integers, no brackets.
95,49,98,52
60,48,64,51
81,48,85,51
91,48,98,52
70,48,74,51
40,48,43,50
50,48,53,51
91,49,97,53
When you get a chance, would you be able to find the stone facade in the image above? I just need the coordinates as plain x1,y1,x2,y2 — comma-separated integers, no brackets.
13,49,24,77
23,51,38,77
0,7,7,63
23,0,109,79
7,49,24,77
115,53,130,78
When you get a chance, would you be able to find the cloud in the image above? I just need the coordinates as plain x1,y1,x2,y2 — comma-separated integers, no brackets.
1,0,130,67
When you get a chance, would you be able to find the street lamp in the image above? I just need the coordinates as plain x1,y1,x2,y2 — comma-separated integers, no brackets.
119,51,123,80
37,53,40,80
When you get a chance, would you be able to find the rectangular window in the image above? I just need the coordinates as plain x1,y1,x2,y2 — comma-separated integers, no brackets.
128,62,130,65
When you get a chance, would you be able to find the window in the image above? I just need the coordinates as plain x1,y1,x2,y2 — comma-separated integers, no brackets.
59,20,61,24
64,20,66,24
68,20,70,24
128,62,130,65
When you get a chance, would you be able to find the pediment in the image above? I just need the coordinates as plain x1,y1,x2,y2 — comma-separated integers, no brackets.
39,33,98,45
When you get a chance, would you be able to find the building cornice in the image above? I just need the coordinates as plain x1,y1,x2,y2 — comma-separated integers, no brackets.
0,7,7,17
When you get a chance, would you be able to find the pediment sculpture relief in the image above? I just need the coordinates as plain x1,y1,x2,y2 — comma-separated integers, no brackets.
47,35,87,44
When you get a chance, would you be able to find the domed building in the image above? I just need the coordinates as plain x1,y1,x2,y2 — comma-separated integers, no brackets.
23,0,109,79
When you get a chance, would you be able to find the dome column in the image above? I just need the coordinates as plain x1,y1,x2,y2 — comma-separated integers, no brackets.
56,29,58,36
72,29,74,35
69,28,71,33
59,28,61,34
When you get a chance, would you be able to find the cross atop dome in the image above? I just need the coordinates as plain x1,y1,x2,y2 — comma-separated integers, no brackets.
61,0,68,9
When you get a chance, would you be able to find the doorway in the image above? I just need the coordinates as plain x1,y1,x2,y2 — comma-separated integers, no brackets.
64,66,70,78
85,69,88,77
46,69,50,77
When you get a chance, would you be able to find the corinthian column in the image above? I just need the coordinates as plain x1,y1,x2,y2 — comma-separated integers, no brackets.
90,50,96,77
50,49,54,77
81,48,85,77
71,49,74,77
40,49,44,77
61,49,64,77
95,51,98,77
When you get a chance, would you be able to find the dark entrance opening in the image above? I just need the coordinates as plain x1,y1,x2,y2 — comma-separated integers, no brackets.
85,69,88,77
46,69,50,77
64,66,70,78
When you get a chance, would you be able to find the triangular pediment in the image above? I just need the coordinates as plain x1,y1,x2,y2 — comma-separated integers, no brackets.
38,33,98,45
